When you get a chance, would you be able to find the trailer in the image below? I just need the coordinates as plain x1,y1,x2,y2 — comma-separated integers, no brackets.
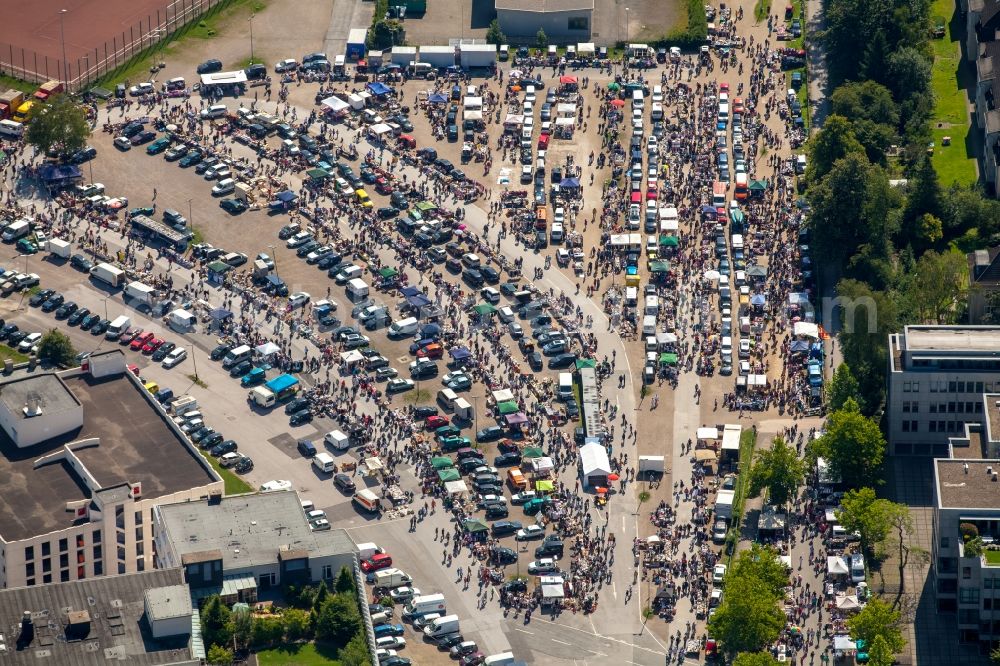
130,214,191,250
0,90,24,120
90,262,126,288
45,238,71,259
33,80,64,102
346,28,368,60
390,46,417,67
419,46,457,69
124,280,156,307
249,373,300,407
459,43,497,69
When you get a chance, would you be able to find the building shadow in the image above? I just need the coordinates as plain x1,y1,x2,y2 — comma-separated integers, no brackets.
470,0,496,30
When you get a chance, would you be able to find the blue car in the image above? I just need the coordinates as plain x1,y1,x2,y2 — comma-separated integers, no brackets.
373,623,406,638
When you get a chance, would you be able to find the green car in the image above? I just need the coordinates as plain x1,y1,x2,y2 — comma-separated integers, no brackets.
146,137,171,155
439,436,471,452
15,238,37,254
435,424,461,438
129,206,155,218
522,498,551,516
179,151,203,167
240,367,267,387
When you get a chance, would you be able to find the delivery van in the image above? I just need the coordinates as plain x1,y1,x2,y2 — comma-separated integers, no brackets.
642,314,657,336
223,344,253,368
388,316,418,338
423,614,460,638
437,388,458,410
353,489,381,512
312,452,336,474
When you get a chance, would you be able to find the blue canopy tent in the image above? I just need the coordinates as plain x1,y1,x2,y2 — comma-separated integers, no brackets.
209,307,233,320
406,293,431,308
366,81,392,96
400,286,420,297
450,347,472,361
427,93,448,103
750,294,766,306
789,340,810,353
420,323,441,338
559,177,581,189
39,163,82,187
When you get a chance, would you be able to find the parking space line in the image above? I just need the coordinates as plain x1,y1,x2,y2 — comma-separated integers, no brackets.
550,639,571,645
513,628,534,635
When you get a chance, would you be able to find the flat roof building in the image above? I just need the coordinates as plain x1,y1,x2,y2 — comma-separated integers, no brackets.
0,351,222,590
495,0,594,42
154,491,356,603
0,567,196,665
887,326,1000,455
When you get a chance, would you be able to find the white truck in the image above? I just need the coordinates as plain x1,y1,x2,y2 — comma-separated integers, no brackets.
715,489,735,520
90,262,126,288
248,374,300,408
403,593,447,619
1,218,30,242
45,238,71,259
105,315,131,340
373,568,413,589
484,653,517,666
346,277,369,301
388,316,418,338
124,280,156,308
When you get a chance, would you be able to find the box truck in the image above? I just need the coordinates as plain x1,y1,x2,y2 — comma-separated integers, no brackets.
353,489,381,512
248,373,300,407
638,455,665,474
324,429,350,450
388,316,418,338
45,238,71,259
90,262,126,288
346,277,369,301
715,490,735,519
124,280,156,307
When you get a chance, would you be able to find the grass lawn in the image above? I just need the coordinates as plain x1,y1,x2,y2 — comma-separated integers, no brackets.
257,642,340,665
984,550,1000,565
0,343,30,364
929,0,978,187
0,76,37,95
198,448,253,494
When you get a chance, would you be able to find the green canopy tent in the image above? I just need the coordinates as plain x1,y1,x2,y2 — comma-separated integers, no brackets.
659,352,679,365
207,260,232,274
431,456,454,469
607,82,620,90
472,303,498,315
535,479,555,492
497,400,519,415
463,518,489,534
407,208,423,221
649,260,670,273
575,358,597,370
749,179,769,198
306,167,330,180
522,446,545,459
438,468,461,482
415,200,438,213
659,235,678,247
378,266,399,279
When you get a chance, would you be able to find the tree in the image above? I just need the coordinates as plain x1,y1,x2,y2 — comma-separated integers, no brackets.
25,94,91,155
903,155,943,233
917,213,943,246
830,81,899,128
729,544,791,597
206,645,233,666
535,29,548,49
486,19,506,45
282,608,312,641
868,635,896,666
37,329,76,365
200,595,232,651
339,632,372,666
834,279,901,411
983,292,1000,324
733,652,781,666
827,363,861,411
708,572,785,656
315,593,360,644
230,605,251,651
747,436,806,506
250,615,284,648
807,115,865,182
898,249,969,324
335,566,356,594
848,597,905,655
810,399,886,488
836,488,892,556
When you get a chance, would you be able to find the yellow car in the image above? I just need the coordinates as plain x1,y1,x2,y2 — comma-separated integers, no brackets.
355,189,373,208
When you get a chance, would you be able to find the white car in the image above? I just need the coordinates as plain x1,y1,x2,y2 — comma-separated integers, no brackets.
480,287,500,303
113,136,131,151
162,347,187,368
274,58,299,72
738,339,751,358
211,178,236,196
128,82,154,96
628,204,641,227
17,332,41,353
376,636,406,650
713,564,727,584
310,518,331,531
527,558,559,574
441,370,467,385
288,292,311,308
389,586,420,602
203,164,231,181
516,524,545,540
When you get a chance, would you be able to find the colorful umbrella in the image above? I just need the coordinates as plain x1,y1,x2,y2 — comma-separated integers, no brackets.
609,98,625,107
607,473,620,481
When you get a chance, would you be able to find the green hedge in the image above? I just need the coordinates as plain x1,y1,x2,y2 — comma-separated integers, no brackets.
661,0,709,46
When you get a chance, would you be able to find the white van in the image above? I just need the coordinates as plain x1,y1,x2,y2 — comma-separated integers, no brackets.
437,388,458,410
312,452,336,474
731,234,744,251
557,372,574,401
0,119,24,138
211,178,236,196
632,89,644,108
325,429,350,450
642,314,657,336
388,317,418,337
644,294,659,316
650,103,663,121
223,344,253,368
200,104,228,119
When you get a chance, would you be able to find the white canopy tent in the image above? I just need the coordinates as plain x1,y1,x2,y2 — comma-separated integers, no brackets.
555,117,575,127
200,70,247,86
503,113,524,127
463,96,483,109
340,349,365,365
697,427,719,440
531,457,554,474
827,556,850,576
444,479,469,495
370,123,393,135
836,595,862,611
577,42,595,55
793,321,820,339
321,96,350,114
491,389,515,403
463,109,483,121
556,103,577,117
580,442,611,486
656,332,678,344
256,341,280,356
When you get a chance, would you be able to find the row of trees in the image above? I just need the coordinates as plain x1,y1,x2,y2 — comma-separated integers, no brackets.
810,0,1000,412
201,569,370,665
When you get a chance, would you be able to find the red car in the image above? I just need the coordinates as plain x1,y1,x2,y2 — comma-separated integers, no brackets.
360,553,393,573
119,327,142,344
733,97,744,114
142,337,163,354
719,82,730,93
646,186,658,200
130,331,155,351
416,343,443,360
374,177,392,195
426,415,450,429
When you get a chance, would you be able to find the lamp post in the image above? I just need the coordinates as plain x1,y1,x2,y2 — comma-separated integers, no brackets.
59,9,69,85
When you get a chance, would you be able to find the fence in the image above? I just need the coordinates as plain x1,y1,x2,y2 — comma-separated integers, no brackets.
0,0,236,93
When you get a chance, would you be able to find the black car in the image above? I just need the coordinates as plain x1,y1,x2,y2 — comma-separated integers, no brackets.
377,206,399,219
436,634,466,650
334,473,356,492
54,301,78,319
548,353,577,369
121,121,144,138
41,294,65,312
485,504,509,519
151,341,176,361
7,330,27,346
285,397,311,415
390,191,409,208
535,536,564,558
234,456,254,473
201,433,225,450
501,579,527,594
289,409,313,426
491,520,522,537
71,146,97,164
79,314,99,330
528,352,543,371
197,59,223,74
413,406,438,419
210,440,238,456
491,546,518,564
210,343,232,361
90,319,110,335
66,307,90,326
191,427,215,443
296,439,317,456
481,265,500,283
0,323,18,340
70,254,93,272
131,130,156,145
29,289,54,307
229,360,252,377
245,63,268,79
494,451,521,467
476,425,504,442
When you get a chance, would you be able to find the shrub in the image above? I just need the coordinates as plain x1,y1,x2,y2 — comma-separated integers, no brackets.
960,522,979,542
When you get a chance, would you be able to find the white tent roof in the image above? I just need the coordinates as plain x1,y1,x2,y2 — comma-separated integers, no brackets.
370,123,393,135
531,456,554,473
340,349,364,364
503,113,524,125
463,96,483,108
827,556,850,575
169,308,195,321
444,479,468,495
793,321,820,339
200,70,247,86
656,332,677,344
492,389,515,403
580,442,611,478
555,117,575,126
556,103,576,115
836,595,862,610
577,42,595,54
833,636,856,653
697,427,719,440
321,96,350,113
256,341,280,356
463,109,483,121
541,584,565,599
